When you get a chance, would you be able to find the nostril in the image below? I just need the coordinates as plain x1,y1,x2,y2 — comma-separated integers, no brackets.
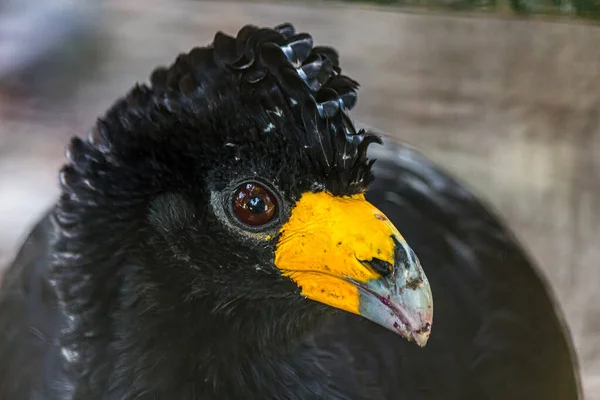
391,236,411,269
363,257,393,278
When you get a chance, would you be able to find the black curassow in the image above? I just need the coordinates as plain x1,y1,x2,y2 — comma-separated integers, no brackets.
0,23,580,400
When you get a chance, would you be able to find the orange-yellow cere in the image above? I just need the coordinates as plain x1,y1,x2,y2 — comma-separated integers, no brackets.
274,191,407,315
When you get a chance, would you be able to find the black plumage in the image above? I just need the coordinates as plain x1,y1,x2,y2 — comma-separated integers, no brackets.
0,23,580,399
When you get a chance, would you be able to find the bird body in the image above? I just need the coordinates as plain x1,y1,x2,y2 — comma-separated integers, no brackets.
0,23,580,399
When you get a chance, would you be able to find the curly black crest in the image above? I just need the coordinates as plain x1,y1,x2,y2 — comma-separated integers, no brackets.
155,23,381,193
72,23,380,198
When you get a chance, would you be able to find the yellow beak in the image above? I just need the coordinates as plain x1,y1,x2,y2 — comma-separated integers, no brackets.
274,191,433,346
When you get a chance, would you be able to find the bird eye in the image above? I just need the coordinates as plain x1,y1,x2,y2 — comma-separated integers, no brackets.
232,182,278,227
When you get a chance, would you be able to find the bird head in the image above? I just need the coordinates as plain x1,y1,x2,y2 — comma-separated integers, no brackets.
56,23,433,346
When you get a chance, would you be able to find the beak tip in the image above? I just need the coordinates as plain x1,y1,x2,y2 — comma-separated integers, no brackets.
414,335,429,347
359,281,433,347
412,320,432,347
395,307,432,347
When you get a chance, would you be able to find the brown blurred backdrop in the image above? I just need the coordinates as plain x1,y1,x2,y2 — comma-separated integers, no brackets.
0,0,599,397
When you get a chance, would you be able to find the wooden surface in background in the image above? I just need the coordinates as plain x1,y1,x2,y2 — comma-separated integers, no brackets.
0,0,599,396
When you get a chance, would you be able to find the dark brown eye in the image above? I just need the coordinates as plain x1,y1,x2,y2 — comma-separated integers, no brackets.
232,182,278,227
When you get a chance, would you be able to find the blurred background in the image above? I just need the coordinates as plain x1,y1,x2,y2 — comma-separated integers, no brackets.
0,0,598,397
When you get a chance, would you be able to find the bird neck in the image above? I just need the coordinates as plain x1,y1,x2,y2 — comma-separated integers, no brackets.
118,288,334,398
60,261,334,399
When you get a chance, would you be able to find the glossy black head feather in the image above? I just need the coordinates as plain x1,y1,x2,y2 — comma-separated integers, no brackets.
62,23,380,203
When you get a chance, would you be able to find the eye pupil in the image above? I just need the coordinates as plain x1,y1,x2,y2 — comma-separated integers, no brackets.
232,182,278,227
248,197,266,214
